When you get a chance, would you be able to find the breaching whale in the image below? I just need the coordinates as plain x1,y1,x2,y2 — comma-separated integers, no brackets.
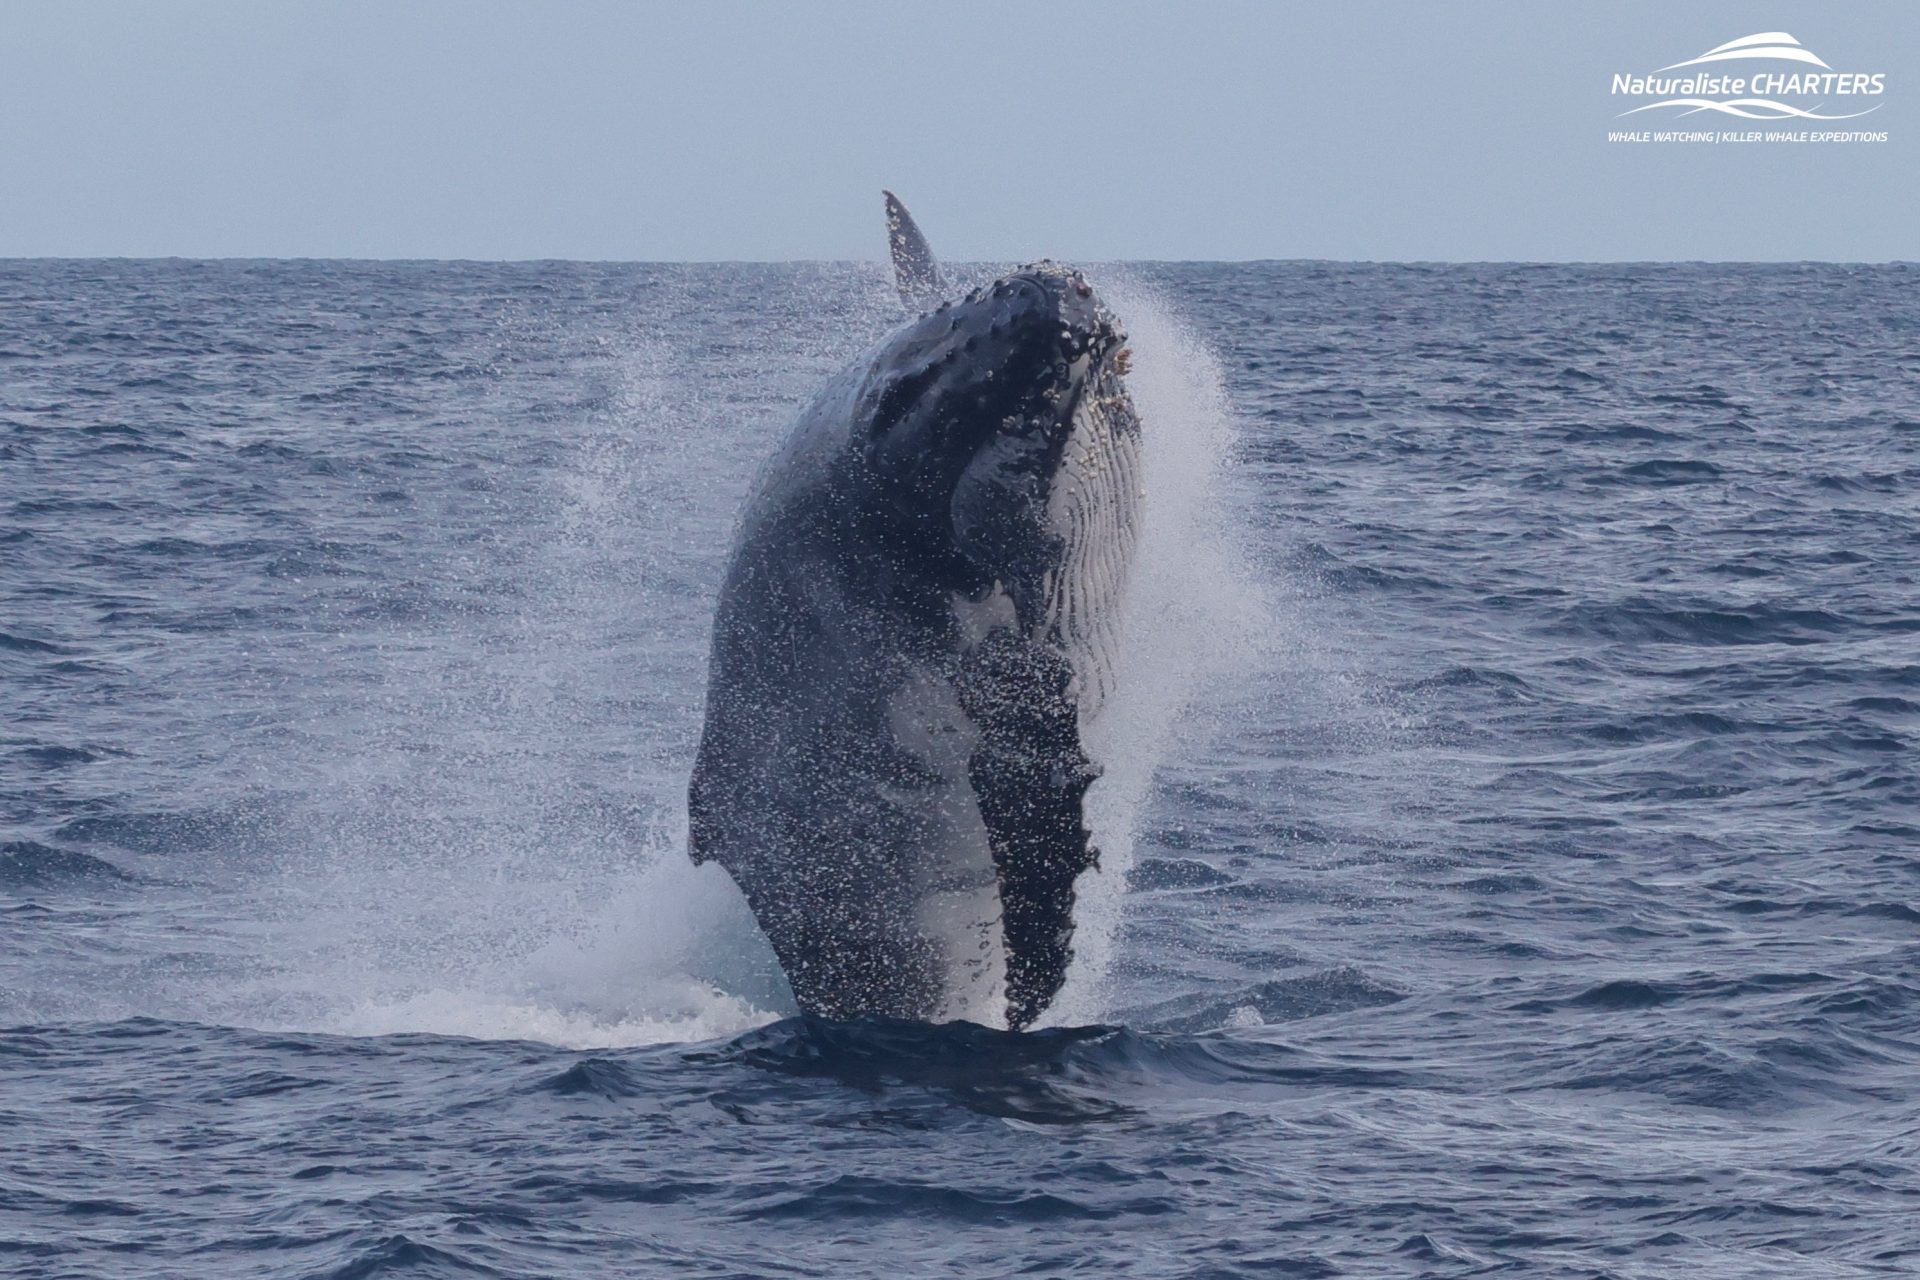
688,193,1142,1029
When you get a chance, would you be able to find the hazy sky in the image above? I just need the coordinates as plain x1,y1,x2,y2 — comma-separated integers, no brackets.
2,1,1913,260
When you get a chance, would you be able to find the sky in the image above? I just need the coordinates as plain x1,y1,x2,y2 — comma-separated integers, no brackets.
1,1,1913,261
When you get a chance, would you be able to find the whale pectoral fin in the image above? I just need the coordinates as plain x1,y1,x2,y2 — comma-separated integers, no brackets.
956,630,1100,1030
883,190,950,313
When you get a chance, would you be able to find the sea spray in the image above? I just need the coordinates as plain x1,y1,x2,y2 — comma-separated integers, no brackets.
98,264,1272,1046
238,270,901,1046
1047,269,1267,1025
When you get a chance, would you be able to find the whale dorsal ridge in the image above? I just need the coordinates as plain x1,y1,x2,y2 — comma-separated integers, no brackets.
883,190,949,313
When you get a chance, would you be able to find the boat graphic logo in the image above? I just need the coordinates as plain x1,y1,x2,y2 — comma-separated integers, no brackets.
1610,32,1886,121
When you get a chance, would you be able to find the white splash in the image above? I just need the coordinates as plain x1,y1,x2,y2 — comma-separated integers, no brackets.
106,266,1266,1048
1044,270,1267,1026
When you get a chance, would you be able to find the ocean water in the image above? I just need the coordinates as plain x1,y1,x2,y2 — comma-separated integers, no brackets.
2,259,1917,1278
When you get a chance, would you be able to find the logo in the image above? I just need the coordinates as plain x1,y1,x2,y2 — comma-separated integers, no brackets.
1608,32,1888,143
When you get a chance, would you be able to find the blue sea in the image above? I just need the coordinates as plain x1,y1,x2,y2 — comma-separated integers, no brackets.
3,259,1917,1278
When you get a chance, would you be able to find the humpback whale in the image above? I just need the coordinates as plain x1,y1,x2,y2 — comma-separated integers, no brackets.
688,194,1142,1029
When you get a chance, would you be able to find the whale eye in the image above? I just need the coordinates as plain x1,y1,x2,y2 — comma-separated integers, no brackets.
869,363,941,435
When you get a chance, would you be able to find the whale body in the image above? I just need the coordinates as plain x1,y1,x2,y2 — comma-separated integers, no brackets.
688,195,1142,1028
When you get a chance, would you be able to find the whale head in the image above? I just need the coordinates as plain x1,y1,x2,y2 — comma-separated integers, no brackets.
857,261,1143,650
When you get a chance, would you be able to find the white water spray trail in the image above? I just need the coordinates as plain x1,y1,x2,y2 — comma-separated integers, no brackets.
1046,272,1267,1027
214,319,791,1052
198,269,1259,1047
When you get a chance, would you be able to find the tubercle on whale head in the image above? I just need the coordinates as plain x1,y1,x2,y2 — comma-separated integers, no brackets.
861,264,1127,455
856,264,1135,589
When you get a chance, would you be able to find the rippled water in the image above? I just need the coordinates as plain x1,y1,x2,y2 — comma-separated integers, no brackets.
3,260,1917,1277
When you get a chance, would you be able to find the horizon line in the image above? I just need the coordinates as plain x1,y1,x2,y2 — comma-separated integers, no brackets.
2,254,1915,267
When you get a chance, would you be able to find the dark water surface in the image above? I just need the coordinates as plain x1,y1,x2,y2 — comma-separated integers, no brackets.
3,260,1917,1277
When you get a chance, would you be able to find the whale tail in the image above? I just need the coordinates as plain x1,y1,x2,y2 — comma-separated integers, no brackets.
883,190,949,312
